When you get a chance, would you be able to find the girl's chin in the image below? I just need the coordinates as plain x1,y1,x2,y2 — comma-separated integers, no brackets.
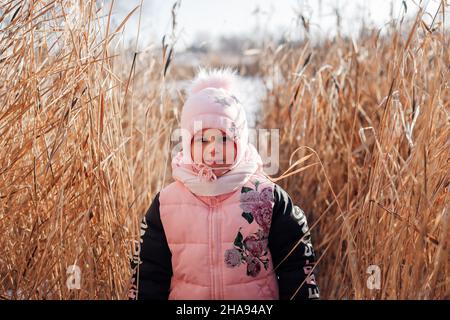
205,160,233,167
212,168,230,177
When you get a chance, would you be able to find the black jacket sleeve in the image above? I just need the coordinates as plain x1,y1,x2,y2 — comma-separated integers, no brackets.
128,192,173,300
268,184,320,300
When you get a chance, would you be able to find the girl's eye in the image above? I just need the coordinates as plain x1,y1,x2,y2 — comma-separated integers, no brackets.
196,135,229,143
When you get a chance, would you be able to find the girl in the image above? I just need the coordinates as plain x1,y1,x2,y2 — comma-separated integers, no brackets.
128,67,320,300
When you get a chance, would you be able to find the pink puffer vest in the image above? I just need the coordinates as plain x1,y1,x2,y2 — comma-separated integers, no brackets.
159,172,279,300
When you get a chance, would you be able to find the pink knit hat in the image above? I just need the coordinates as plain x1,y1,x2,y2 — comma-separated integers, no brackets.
179,66,249,169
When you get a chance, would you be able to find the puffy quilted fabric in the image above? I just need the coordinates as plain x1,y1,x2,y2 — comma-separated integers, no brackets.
159,172,279,300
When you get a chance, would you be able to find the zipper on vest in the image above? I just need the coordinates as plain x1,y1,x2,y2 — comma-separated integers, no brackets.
209,200,222,300
209,205,214,299
215,204,222,299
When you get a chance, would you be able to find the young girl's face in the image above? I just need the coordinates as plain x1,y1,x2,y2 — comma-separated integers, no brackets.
191,128,237,174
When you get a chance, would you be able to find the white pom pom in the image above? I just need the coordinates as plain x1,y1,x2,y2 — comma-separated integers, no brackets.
186,66,239,95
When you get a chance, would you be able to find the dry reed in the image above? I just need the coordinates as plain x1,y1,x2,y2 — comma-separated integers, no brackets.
0,0,448,299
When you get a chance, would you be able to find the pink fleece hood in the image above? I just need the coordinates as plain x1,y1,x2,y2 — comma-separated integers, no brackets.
179,66,249,169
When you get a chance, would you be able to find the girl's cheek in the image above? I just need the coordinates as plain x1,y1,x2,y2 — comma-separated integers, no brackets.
224,143,231,161
190,142,202,163
223,141,237,164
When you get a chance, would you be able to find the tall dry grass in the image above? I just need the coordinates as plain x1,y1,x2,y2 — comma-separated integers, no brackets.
259,7,449,299
0,0,448,299
0,0,176,299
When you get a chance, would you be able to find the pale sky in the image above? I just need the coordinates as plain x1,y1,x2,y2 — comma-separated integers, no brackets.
107,0,446,51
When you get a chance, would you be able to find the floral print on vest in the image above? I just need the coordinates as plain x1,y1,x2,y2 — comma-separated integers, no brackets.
224,179,274,277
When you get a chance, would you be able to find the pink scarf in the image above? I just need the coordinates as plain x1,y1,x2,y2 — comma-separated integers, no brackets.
171,143,263,196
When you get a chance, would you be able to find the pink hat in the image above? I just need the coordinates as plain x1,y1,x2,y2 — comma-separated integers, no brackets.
180,67,249,169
